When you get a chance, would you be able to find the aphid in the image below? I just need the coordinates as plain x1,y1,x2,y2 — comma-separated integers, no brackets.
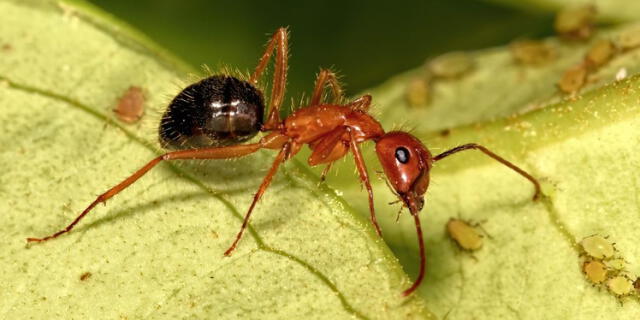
114,86,145,124
427,51,474,79
617,26,640,51
585,39,616,70
446,218,484,251
580,235,615,260
582,260,607,284
604,258,626,271
405,76,430,108
27,28,541,297
558,63,588,94
554,5,597,40
510,39,555,66
607,276,634,297
79,272,92,281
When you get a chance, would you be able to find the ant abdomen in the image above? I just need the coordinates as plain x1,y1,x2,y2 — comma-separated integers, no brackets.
159,75,265,149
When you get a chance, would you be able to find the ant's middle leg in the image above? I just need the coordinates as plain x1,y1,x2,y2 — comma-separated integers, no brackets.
307,127,348,183
224,142,292,256
27,132,290,243
308,69,371,113
345,94,372,112
250,28,289,130
310,93,371,182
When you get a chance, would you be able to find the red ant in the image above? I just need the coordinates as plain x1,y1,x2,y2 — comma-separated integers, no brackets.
27,28,541,296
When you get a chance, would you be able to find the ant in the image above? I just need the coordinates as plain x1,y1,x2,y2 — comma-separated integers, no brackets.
27,27,541,297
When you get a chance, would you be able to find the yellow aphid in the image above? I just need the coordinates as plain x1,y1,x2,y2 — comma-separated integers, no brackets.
604,258,626,271
582,260,607,284
554,5,597,40
511,39,555,65
607,276,634,296
585,39,616,69
618,26,640,51
405,77,430,108
558,63,588,94
580,235,615,259
427,52,474,79
446,218,483,251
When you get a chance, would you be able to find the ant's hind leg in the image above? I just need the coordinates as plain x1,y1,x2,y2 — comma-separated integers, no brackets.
223,142,292,256
250,28,289,129
26,137,289,243
310,69,343,105
433,143,541,200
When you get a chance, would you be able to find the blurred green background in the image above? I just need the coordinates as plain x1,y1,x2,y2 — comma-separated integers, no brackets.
89,0,554,100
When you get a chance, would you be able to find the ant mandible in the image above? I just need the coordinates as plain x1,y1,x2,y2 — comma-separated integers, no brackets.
27,27,541,297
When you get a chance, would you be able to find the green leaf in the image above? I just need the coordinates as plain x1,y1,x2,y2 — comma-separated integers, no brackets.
324,23,640,318
484,0,640,23
0,1,433,319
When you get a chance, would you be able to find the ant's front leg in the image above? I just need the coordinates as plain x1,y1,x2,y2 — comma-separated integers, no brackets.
348,129,383,237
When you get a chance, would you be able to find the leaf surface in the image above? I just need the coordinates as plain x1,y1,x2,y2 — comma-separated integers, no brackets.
484,0,640,22
324,22,640,319
0,1,432,319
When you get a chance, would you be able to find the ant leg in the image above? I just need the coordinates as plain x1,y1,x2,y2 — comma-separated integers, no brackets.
349,130,383,237
224,142,292,256
345,94,372,112
310,69,343,105
250,27,289,129
308,127,347,165
402,204,426,297
308,69,365,110
319,162,333,182
27,134,290,243
308,127,347,183
433,143,541,200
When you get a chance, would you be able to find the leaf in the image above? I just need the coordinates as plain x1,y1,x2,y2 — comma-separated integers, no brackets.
0,1,433,319
484,0,640,23
323,23,640,318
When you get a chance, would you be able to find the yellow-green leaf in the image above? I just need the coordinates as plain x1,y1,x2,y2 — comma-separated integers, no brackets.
324,23,640,319
0,1,432,319
484,0,640,22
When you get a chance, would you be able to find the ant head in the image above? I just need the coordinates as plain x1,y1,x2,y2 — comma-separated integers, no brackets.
375,131,433,213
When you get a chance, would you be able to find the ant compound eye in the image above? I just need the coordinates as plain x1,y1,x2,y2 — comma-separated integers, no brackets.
395,147,410,164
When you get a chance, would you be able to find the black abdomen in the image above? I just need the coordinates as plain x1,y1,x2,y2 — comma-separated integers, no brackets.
159,75,264,149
